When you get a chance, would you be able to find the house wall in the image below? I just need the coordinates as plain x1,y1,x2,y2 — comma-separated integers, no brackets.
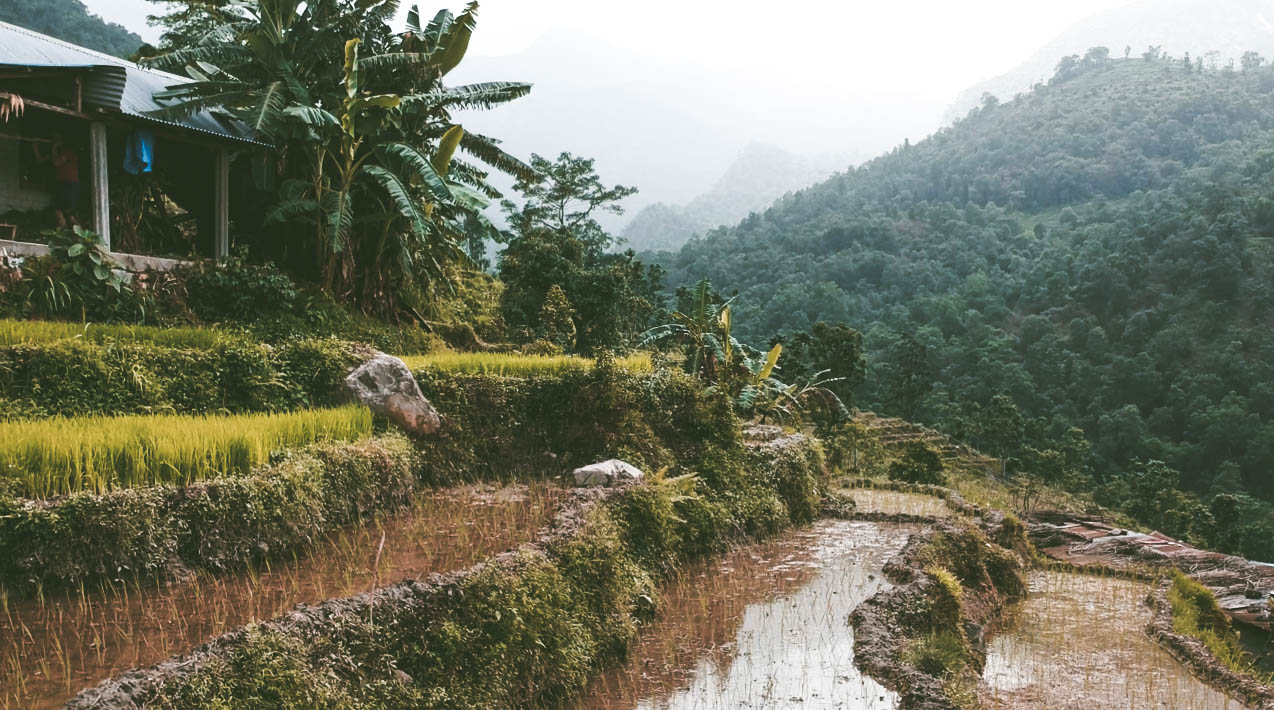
0,126,52,214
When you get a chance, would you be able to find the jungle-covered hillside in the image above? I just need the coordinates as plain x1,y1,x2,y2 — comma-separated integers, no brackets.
656,53,1274,555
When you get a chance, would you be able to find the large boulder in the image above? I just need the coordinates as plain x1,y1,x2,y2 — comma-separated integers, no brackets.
573,459,644,487
344,353,441,437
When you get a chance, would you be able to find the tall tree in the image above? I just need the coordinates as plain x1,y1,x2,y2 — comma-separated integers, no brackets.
888,333,932,420
498,153,661,353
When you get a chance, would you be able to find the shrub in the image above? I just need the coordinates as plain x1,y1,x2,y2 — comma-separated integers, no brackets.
0,337,354,418
889,441,948,485
1,436,417,589
538,284,576,349
173,255,299,323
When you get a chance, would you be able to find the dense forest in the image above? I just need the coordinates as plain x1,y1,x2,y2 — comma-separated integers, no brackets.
0,0,143,58
654,52,1274,557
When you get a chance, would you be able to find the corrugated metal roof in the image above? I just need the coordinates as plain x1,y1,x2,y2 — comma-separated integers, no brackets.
0,21,263,146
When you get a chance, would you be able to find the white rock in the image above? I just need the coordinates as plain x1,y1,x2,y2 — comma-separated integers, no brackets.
573,459,644,487
344,352,441,437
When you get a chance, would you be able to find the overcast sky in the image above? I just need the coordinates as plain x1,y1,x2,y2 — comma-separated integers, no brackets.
82,0,1139,213
89,0,1135,102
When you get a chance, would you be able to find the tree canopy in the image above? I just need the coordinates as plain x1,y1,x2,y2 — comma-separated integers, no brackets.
653,51,1274,556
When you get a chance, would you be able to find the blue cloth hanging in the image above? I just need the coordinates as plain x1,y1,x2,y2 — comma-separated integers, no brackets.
123,129,155,175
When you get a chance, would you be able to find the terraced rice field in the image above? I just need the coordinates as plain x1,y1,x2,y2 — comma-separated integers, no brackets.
1,482,565,709
842,488,953,517
568,520,918,710
982,571,1246,709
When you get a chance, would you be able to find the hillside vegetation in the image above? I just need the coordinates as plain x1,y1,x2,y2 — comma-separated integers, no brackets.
0,0,143,58
659,55,1274,558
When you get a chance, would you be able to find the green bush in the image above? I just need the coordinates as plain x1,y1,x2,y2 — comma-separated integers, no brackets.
172,255,299,324
0,337,356,419
889,441,948,485
153,626,421,710
0,436,418,589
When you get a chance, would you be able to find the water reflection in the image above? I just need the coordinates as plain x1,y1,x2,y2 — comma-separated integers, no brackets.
983,571,1246,710
571,520,915,710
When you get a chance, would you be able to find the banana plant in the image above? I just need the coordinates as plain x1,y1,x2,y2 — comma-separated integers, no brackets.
146,0,534,314
641,277,734,381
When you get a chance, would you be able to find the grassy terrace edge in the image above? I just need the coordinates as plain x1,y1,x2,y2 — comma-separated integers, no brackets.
1144,572,1274,708
0,365,721,592
0,435,420,589
67,426,827,709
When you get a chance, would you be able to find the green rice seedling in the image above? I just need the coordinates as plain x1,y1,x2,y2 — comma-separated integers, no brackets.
400,351,653,376
0,482,564,709
0,318,234,350
0,406,373,497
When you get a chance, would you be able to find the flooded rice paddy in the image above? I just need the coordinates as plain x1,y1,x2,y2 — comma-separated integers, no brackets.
982,570,1247,709
568,520,918,710
841,488,952,518
1,482,564,710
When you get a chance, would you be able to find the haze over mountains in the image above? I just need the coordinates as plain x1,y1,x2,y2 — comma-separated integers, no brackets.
449,30,936,232
620,144,856,252
943,0,1274,123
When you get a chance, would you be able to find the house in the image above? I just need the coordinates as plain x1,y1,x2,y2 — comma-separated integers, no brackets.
0,21,266,269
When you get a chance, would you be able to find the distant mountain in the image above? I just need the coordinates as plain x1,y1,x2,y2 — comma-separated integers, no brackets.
620,144,854,252
451,31,938,231
942,0,1274,124
0,0,144,59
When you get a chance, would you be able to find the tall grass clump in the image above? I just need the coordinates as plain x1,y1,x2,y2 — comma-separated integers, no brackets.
1168,570,1274,683
0,319,231,350
402,351,652,376
0,406,373,498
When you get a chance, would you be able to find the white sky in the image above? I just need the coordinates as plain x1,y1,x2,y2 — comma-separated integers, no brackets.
83,0,1139,210
92,0,1136,101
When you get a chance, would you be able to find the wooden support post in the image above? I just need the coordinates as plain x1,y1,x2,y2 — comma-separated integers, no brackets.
213,149,230,258
89,121,110,249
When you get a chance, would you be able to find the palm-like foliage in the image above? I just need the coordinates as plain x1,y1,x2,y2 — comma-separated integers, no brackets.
643,276,847,422
146,0,533,315
641,278,734,380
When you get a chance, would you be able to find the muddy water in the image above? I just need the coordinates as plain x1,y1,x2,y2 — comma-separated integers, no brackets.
983,571,1247,709
1240,626,1273,675
568,520,917,710
1,482,564,710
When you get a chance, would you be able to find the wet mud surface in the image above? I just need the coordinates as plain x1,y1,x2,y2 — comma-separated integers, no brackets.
982,570,1247,710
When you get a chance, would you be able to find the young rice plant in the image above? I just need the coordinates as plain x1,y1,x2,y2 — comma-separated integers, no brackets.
0,406,374,498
